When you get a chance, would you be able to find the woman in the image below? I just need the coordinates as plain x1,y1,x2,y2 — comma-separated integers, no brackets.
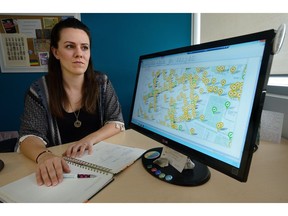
17,18,125,187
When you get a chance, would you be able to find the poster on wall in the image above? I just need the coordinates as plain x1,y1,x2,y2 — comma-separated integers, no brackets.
1,18,17,33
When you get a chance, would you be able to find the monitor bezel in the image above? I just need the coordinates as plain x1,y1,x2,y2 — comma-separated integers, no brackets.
129,29,276,182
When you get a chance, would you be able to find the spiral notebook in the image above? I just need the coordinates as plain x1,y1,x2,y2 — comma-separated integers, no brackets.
0,141,145,203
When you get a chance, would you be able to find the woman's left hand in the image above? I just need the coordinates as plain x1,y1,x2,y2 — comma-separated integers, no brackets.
64,140,93,158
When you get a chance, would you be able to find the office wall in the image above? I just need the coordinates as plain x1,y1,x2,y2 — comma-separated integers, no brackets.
200,13,288,75
200,13,288,138
0,13,191,131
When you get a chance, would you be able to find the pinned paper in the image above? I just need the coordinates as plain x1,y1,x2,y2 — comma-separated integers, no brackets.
260,110,284,143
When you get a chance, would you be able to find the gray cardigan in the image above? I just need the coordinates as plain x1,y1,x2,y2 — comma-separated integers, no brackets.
17,72,124,149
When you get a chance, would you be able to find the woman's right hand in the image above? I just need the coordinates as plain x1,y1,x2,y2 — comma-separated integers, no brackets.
36,152,71,186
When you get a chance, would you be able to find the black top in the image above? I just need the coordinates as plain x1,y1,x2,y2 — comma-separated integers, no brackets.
57,109,101,144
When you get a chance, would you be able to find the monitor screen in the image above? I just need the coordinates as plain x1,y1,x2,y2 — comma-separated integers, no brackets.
129,29,276,186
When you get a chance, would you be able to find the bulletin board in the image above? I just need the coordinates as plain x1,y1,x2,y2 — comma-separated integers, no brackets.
0,13,80,73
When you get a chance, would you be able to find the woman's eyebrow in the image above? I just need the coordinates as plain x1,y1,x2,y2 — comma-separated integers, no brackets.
64,41,89,46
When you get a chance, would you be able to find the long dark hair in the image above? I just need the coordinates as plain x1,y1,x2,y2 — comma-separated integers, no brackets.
47,17,99,118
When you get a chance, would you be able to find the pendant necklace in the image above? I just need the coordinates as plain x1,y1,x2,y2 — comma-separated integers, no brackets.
69,103,82,128
73,109,82,128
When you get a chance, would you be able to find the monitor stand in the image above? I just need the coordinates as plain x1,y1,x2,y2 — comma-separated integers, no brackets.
142,147,211,186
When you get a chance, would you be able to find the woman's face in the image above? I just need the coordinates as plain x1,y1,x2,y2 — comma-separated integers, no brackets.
52,28,90,76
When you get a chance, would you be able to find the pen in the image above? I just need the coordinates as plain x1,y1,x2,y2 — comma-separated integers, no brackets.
63,174,97,178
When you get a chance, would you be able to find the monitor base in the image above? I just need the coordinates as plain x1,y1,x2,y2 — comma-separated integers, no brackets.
142,147,211,186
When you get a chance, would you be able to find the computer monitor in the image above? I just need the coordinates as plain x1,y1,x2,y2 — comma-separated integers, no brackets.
129,29,276,186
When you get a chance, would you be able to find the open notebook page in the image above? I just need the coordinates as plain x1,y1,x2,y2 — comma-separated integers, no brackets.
79,141,146,174
0,170,113,203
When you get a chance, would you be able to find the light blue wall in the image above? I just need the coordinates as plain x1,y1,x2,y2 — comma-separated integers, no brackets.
0,13,191,131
